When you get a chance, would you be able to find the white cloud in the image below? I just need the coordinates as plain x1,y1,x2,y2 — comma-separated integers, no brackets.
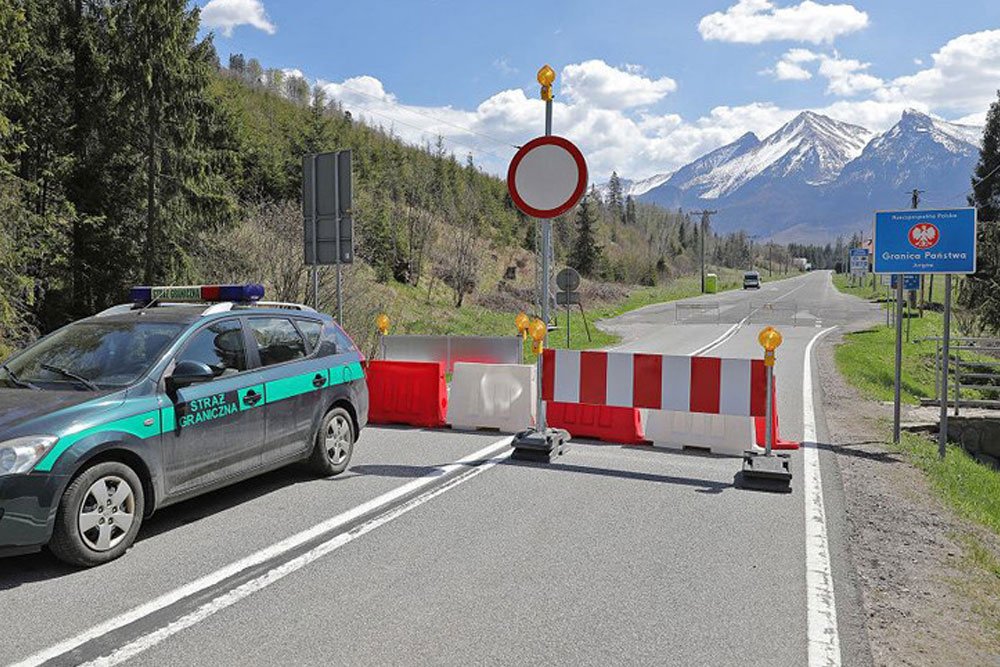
764,49,882,96
561,59,677,110
492,57,517,76
698,0,869,44
913,58,924,66
773,60,812,80
887,29,1000,115
817,55,883,96
201,0,275,37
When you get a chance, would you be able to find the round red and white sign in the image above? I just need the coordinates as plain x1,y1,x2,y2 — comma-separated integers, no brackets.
908,222,940,250
507,135,588,219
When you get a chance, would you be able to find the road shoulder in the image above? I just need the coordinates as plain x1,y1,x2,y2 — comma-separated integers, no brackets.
817,330,1000,665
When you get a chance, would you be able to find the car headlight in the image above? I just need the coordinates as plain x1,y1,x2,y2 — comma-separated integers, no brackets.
0,436,59,476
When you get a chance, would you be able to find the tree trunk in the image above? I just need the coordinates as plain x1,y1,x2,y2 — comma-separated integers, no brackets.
144,107,158,284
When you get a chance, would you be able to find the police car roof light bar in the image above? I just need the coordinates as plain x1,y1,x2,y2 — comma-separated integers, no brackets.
129,284,265,305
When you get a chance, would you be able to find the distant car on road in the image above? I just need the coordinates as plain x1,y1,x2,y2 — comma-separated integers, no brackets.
0,284,367,566
743,271,761,289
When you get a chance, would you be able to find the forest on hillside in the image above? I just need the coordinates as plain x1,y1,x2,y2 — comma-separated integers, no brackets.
3,1,997,359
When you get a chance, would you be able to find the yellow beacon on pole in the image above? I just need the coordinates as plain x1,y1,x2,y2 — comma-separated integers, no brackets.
739,326,791,492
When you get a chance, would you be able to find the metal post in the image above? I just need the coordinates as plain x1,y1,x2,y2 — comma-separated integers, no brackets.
534,96,554,434
333,156,343,322
892,276,904,443
566,303,570,348
764,365,774,456
940,274,952,457
310,154,319,308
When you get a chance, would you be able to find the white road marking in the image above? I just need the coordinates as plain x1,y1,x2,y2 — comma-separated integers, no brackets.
80,447,515,667
802,327,840,667
10,437,513,667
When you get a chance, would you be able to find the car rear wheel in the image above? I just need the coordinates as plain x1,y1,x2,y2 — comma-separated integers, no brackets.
309,407,355,476
49,461,145,567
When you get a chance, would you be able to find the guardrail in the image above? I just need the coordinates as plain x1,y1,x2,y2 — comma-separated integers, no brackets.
381,334,523,374
922,336,1000,413
747,301,797,325
675,303,720,323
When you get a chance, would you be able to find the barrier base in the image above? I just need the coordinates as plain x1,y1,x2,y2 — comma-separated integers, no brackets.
511,428,569,463
736,451,792,493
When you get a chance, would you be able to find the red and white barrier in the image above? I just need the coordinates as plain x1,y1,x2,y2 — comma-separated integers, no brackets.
540,349,793,455
541,349,768,417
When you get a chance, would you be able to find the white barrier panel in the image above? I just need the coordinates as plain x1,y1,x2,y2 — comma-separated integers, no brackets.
447,363,536,433
643,409,757,457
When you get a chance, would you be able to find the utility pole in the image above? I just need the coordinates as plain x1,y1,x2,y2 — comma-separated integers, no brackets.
692,210,717,293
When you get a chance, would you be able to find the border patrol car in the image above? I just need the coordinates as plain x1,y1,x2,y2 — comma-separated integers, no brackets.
0,284,368,566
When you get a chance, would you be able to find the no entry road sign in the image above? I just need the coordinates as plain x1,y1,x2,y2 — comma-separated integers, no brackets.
507,135,588,219
873,208,977,274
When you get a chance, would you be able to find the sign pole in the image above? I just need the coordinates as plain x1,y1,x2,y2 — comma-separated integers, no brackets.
939,274,952,458
334,155,343,323
310,154,319,309
892,276,904,443
536,97,553,435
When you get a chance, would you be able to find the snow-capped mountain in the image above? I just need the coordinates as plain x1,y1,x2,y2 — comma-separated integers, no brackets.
594,171,673,201
630,109,981,240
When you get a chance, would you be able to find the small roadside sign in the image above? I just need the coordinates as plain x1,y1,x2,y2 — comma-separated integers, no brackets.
849,248,869,276
873,208,976,274
890,274,920,291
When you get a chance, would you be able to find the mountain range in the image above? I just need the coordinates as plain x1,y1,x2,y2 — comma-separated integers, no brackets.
604,110,982,241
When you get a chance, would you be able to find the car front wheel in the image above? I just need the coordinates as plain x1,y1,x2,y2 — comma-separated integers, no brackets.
49,461,145,567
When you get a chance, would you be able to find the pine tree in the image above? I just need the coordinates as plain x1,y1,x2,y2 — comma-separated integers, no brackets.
605,171,624,221
570,196,602,277
624,194,636,225
959,91,1000,331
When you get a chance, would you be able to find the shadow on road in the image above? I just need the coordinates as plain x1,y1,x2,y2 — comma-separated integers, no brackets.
816,440,903,464
503,459,733,494
350,464,447,478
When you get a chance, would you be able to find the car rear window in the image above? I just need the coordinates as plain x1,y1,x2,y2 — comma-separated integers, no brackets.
296,320,323,352
247,318,307,367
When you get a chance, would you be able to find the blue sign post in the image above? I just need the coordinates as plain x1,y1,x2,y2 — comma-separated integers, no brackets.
875,207,977,457
874,208,977,274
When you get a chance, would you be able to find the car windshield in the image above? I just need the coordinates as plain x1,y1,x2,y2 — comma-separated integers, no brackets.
0,320,185,390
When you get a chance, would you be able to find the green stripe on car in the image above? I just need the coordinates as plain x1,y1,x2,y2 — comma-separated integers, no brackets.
35,409,162,472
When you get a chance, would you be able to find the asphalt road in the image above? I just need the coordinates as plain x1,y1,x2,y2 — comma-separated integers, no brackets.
1,270,884,667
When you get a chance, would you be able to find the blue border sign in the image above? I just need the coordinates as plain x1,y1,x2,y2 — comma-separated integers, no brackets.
874,208,976,274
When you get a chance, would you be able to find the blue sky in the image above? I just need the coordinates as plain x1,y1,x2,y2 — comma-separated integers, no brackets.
196,0,1000,180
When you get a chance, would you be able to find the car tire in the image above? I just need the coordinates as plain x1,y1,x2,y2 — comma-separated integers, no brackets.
309,407,355,477
49,461,145,567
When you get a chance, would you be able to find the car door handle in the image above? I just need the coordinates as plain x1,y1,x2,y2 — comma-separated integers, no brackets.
312,374,327,388
242,390,262,406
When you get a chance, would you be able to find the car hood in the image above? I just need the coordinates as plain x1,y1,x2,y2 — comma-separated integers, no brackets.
0,388,125,440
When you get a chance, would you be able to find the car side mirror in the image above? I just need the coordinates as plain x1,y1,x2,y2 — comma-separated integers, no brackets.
167,360,215,391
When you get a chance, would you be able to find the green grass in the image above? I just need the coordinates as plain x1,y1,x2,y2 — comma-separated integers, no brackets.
895,432,1000,536
831,272,990,405
834,311,949,404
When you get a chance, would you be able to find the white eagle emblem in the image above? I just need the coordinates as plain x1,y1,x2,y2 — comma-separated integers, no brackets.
908,223,939,250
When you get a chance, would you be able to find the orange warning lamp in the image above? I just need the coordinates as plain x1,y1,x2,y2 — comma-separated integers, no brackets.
758,326,783,367
537,64,556,101
529,318,547,354
376,313,390,336
515,311,530,340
